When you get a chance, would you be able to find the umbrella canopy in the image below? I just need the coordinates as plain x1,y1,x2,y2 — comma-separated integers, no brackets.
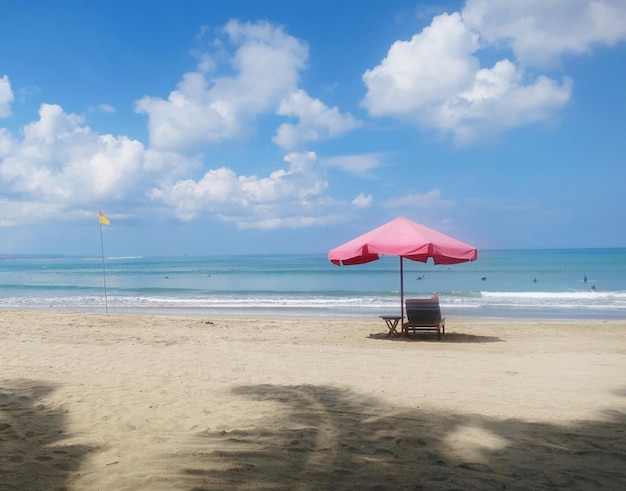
328,217,477,319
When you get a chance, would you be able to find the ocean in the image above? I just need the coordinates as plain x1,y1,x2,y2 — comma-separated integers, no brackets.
0,249,625,320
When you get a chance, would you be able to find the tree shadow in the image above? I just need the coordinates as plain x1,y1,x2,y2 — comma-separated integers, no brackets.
368,331,503,343
0,379,93,491
171,384,626,490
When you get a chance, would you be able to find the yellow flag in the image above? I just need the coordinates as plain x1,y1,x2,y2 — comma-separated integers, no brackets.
99,210,110,225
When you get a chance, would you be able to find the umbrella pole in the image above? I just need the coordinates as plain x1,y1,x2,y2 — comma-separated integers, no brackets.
400,256,404,323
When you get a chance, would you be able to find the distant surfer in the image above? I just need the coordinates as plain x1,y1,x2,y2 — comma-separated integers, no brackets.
583,275,588,283
481,276,487,281
590,284,597,292
533,278,538,283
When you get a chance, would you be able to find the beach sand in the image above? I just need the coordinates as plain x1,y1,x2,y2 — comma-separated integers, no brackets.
1,310,625,490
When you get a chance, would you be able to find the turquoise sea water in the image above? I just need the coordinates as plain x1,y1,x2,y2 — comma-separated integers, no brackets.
0,249,625,319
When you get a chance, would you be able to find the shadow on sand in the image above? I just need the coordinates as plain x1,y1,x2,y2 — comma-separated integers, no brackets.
368,331,504,343
172,384,626,490
0,379,92,491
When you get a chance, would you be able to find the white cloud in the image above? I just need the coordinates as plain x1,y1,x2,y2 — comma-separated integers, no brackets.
273,89,361,150
0,104,200,227
0,104,144,202
0,198,64,227
97,103,115,113
0,96,348,230
362,13,479,116
384,189,452,209
435,60,573,143
143,148,200,177
361,10,573,143
149,151,342,229
0,128,11,156
231,214,344,230
462,0,626,67
0,75,14,118
320,153,382,178
135,20,309,152
352,193,372,208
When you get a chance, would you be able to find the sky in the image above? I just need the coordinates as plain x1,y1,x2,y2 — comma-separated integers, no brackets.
1,0,625,257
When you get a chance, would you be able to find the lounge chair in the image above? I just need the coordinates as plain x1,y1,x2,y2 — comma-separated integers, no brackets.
403,295,445,340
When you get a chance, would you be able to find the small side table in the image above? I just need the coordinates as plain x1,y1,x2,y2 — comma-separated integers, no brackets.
379,315,402,336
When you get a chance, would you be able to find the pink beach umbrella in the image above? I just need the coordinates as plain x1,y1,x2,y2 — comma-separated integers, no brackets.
328,217,478,320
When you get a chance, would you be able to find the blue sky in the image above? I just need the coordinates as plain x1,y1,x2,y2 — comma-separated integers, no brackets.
1,0,625,256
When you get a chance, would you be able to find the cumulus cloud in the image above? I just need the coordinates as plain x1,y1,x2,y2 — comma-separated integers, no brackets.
0,95,349,231
0,104,198,225
149,151,342,229
273,89,361,150
434,60,572,142
0,104,145,202
0,75,14,118
462,0,626,67
137,19,360,155
362,3,614,142
135,19,309,152
362,13,479,117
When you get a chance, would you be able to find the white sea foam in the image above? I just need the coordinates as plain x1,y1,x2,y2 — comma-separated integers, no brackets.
481,291,626,300
2,290,625,319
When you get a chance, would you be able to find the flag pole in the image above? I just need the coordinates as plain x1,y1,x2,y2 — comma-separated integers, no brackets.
99,215,109,314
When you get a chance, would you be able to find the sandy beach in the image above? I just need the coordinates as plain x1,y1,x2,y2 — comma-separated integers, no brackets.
1,310,625,490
